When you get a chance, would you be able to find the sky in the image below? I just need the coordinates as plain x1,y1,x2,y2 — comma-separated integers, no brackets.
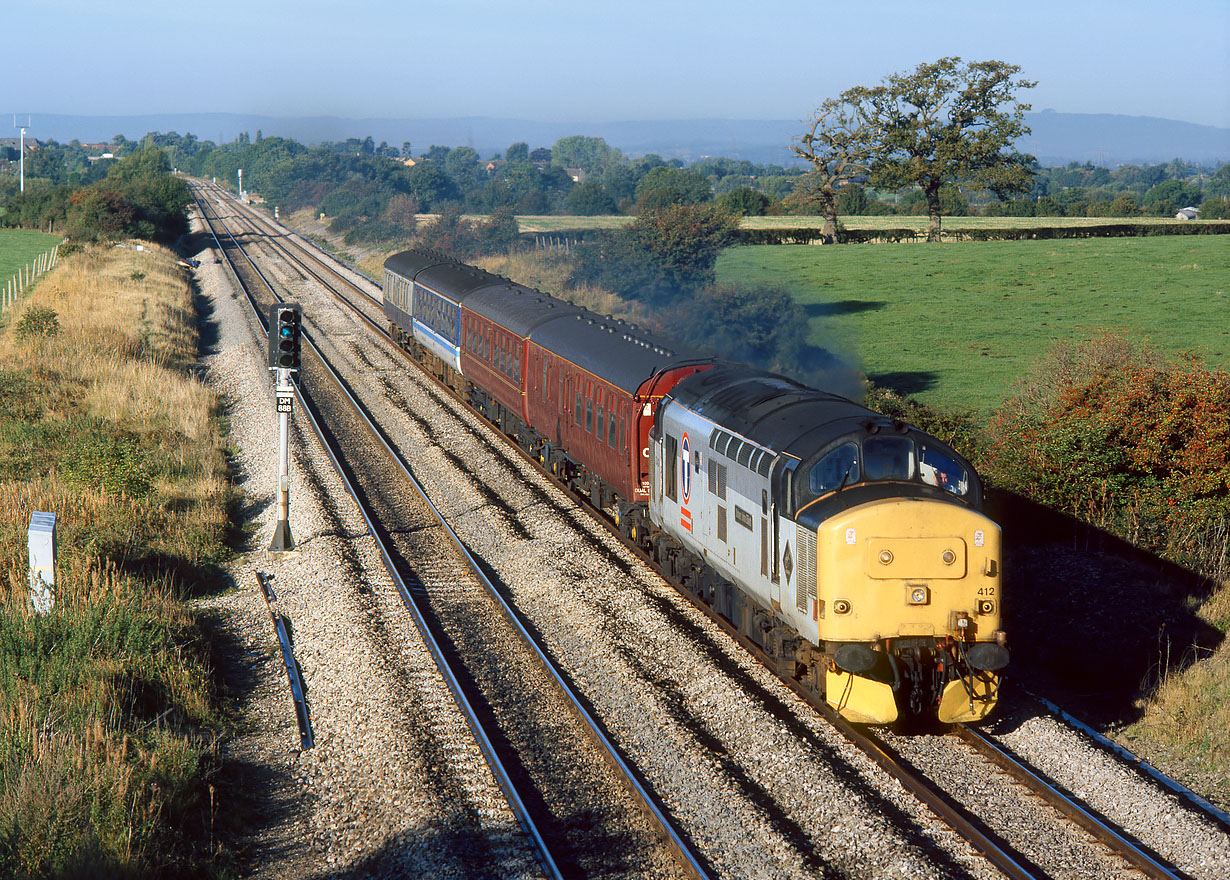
8,0,1229,129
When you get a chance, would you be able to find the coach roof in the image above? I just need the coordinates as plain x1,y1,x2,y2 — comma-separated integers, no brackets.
532,311,714,395
464,282,583,337
384,249,451,280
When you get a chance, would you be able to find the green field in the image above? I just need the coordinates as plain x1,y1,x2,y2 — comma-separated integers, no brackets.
0,229,62,299
717,235,1230,415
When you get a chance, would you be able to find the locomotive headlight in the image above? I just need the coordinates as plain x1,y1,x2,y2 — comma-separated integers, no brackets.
907,586,929,605
878,550,893,565
833,599,852,614
942,549,956,565
978,599,995,615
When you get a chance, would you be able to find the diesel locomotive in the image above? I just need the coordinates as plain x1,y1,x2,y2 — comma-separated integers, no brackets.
383,249,1008,724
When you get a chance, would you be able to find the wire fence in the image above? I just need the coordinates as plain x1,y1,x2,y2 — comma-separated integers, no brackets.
2,244,59,314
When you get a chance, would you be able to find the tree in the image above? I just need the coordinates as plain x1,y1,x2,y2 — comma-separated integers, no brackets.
571,203,739,304
550,135,623,175
718,186,771,216
505,142,529,163
563,181,617,215
1143,179,1203,216
853,57,1036,241
791,94,880,242
633,166,711,210
444,146,482,194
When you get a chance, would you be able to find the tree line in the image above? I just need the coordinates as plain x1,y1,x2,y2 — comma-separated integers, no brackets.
3,119,1226,252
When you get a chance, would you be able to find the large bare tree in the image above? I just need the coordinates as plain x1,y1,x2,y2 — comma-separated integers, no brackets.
791,97,880,244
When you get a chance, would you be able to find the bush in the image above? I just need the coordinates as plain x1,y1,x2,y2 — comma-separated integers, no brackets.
570,204,739,304
13,306,60,341
413,205,520,259
865,385,983,461
987,334,1230,577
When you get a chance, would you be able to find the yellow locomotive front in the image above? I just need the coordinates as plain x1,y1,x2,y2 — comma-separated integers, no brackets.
818,497,1006,724
795,430,1007,725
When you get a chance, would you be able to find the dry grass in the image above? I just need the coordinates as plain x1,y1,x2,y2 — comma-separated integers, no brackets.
475,250,659,327
0,243,230,874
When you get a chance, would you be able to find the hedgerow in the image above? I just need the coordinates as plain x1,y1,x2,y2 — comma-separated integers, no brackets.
986,334,1230,579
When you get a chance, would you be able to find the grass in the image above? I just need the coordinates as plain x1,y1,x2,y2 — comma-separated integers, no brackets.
0,230,62,306
1118,580,1230,804
717,236,1230,415
0,242,233,876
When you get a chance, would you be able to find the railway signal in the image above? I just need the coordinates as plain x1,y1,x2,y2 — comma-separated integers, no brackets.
268,302,302,552
268,303,301,370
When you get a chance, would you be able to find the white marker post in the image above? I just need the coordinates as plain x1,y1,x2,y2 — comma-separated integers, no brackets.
28,511,56,613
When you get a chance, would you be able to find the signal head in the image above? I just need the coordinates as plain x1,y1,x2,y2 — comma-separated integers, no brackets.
268,302,302,370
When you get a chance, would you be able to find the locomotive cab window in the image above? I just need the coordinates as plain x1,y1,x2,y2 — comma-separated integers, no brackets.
919,444,969,497
864,436,915,482
809,442,860,495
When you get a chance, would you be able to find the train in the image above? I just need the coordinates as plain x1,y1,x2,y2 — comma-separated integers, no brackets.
382,249,1009,725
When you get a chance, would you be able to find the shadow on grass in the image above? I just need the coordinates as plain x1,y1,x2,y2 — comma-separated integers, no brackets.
867,370,940,395
986,489,1224,729
803,299,886,317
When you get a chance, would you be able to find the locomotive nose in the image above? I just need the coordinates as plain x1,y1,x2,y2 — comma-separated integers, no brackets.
868,537,966,579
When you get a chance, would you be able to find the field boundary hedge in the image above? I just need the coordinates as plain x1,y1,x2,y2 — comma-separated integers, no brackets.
733,222,1230,246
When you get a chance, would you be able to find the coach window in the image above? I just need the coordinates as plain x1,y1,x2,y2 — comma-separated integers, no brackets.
596,397,605,443
608,403,618,447
586,396,593,434
575,387,583,427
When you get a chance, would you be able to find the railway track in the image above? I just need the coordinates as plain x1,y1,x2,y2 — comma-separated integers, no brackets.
194,186,710,880
197,181,1230,879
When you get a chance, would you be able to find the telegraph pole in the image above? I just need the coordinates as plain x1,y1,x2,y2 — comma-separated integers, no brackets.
267,303,302,552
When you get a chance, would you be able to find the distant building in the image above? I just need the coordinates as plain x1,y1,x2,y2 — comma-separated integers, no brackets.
0,136,40,152
564,167,587,183
1176,207,1200,220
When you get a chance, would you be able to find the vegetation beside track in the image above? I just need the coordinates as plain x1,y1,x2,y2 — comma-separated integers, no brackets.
0,243,233,877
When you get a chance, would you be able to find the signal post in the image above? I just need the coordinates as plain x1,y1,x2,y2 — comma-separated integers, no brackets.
268,303,301,552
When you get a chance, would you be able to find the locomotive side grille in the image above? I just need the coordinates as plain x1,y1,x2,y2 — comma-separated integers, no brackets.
797,528,817,612
717,505,727,542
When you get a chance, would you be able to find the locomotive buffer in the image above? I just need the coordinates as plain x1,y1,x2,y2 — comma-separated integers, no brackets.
267,303,302,552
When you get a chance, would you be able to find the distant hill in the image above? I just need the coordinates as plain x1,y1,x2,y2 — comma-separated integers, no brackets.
19,111,1230,167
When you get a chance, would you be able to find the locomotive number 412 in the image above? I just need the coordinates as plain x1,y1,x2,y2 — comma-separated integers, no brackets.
977,587,997,596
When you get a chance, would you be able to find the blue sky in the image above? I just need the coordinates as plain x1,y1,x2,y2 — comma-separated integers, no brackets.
9,0,1229,128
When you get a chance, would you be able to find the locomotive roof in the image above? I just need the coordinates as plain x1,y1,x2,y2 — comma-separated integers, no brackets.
667,365,886,462
532,312,714,395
